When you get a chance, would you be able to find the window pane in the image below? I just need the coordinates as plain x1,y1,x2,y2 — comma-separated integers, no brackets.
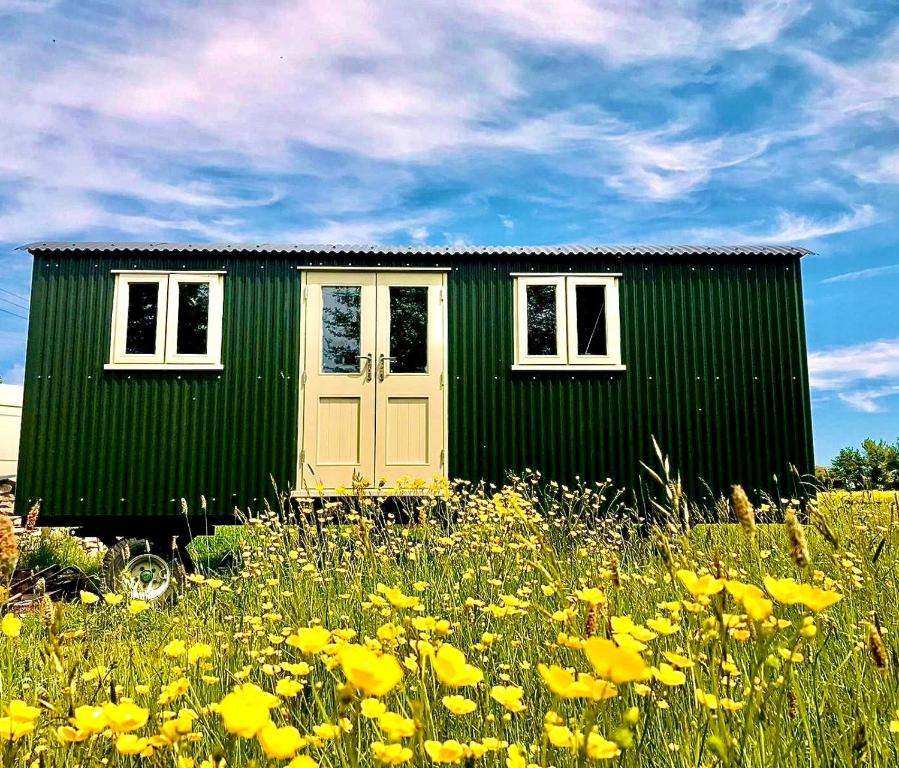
389,286,428,373
575,284,607,356
322,286,361,373
125,282,159,355
176,282,210,355
526,284,557,356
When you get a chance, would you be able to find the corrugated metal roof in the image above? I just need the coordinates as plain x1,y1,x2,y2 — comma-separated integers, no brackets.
19,242,812,258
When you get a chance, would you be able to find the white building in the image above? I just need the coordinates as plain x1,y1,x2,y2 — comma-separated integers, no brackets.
0,384,23,479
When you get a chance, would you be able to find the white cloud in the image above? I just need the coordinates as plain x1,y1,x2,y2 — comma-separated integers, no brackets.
689,204,878,244
0,362,24,386
821,263,899,284
842,149,899,185
837,386,899,414
808,338,899,391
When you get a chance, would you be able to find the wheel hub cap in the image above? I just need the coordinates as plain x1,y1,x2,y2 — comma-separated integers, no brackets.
122,553,172,600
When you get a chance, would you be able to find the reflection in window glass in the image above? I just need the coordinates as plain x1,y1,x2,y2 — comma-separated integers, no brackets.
322,286,361,373
390,286,428,373
526,284,557,356
125,282,159,355
176,282,210,355
575,285,607,356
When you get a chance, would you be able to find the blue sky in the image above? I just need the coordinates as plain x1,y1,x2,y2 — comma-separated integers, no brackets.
0,0,897,464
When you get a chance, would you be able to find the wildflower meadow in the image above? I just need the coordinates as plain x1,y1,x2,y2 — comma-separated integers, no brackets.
0,473,896,768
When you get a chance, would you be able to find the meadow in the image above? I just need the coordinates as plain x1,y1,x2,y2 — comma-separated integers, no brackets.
0,474,896,768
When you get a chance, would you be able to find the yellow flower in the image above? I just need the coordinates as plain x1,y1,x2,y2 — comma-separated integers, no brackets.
361,698,388,719
432,644,483,688
115,734,151,756
442,695,477,715
586,732,621,760
677,570,724,598
424,739,467,763
288,757,319,768
104,593,124,605
546,724,580,749
652,663,686,687
217,683,279,738
286,626,332,654
7,700,40,723
164,639,187,657
1,613,21,638
506,743,527,768
276,678,303,698
257,722,305,759
70,705,107,734
56,725,90,743
158,677,190,705
340,644,404,697
575,587,606,605
378,711,416,741
490,685,526,712
80,591,100,605
127,600,149,616
537,664,617,701
662,651,694,669
376,583,421,610
187,643,213,664
645,616,679,635
0,717,33,740
695,689,718,709
372,740,414,764
726,581,774,622
583,637,649,684
763,577,841,612
102,701,149,733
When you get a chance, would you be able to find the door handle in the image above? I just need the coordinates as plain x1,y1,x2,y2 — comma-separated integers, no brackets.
378,354,397,382
355,353,373,382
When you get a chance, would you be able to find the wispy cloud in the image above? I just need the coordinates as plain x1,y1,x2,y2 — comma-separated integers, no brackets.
689,204,878,244
808,337,899,389
837,386,899,414
821,263,899,284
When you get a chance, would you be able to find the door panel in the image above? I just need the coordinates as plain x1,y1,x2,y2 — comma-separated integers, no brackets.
301,273,376,490
374,273,445,486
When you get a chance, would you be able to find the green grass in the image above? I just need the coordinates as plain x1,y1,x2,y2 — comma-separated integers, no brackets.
0,484,896,767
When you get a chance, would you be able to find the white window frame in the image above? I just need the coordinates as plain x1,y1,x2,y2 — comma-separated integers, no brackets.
512,273,624,371
107,271,225,370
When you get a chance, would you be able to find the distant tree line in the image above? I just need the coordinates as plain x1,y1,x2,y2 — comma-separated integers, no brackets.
820,438,899,490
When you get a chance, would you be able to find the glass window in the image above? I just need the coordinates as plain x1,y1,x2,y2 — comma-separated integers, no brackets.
176,282,210,355
575,284,607,356
526,284,557,356
110,272,224,369
321,286,362,373
125,282,160,355
389,286,428,373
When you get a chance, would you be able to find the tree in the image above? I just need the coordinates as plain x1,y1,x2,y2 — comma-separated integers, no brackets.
829,439,899,490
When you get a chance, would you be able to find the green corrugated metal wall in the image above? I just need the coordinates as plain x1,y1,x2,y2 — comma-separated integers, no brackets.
15,249,813,520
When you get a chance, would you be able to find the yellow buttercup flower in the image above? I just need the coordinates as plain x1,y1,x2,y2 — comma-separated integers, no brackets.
0,717,33,741
372,740,414,764
102,701,150,733
164,639,187,657
763,577,842,612
726,581,773,621
646,616,679,635
677,570,724,598
104,593,123,605
115,734,151,756
80,591,100,605
575,587,606,605
432,644,484,688
276,678,303,697
187,642,213,664
378,711,416,741
361,698,388,719
490,685,526,712
7,700,40,723
376,583,421,610
583,637,649,684
286,626,332,654
257,722,305,759
127,600,150,616
424,739,467,763
216,683,279,738
586,732,621,760
652,663,686,686
1,613,21,638
340,644,404,697
537,664,617,701
442,695,477,715
70,705,107,735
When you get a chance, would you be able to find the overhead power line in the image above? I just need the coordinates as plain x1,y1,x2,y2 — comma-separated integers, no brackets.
0,287,29,305
0,294,29,312
0,305,27,320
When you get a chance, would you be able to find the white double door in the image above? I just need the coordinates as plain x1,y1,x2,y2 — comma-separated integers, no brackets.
300,272,446,491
